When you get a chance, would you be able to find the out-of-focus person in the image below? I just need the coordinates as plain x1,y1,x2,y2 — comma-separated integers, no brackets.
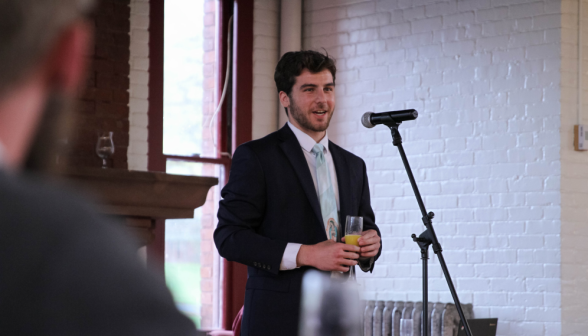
0,0,197,334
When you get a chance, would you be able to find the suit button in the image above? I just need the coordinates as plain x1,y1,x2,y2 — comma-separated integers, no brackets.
253,262,258,267
267,265,271,270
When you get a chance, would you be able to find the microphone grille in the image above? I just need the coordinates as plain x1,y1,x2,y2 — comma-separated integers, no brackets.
361,112,375,128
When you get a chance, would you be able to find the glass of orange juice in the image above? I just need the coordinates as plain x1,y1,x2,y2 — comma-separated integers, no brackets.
345,216,363,280
345,216,363,246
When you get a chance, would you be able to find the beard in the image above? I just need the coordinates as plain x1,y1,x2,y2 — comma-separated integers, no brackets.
23,92,75,175
288,95,333,133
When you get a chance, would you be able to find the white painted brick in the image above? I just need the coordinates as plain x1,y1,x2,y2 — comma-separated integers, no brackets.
509,2,546,20
356,40,386,55
490,278,526,292
476,6,509,23
401,32,433,48
474,179,509,193
379,22,411,38
476,35,509,51
475,291,509,305
346,54,375,69
425,1,457,17
443,11,475,28
349,28,379,43
457,0,491,11
517,249,535,263
526,307,561,322
411,16,442,34
402,5,425,21
307,7,347,23
130,112,148,128
467,250,484,263
129,126,148,141
133,57,149,71
533,13,561,30
347,2,376,17
130,41,148,58
525,43,560,60
129,70,149,85
131,14,149,29
360,13,391,28
483,20,516,38
460,53,492,68
442,40,475,56
432,27,464,43
465,24,483,39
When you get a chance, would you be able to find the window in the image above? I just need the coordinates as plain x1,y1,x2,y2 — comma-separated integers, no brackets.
162,0,226,328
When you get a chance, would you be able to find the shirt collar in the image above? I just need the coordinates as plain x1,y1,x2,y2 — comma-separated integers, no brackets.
287,121,329,154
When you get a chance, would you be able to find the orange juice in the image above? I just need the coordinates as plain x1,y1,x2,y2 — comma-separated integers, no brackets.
344,234,361,246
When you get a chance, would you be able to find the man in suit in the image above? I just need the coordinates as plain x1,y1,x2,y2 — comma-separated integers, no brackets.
0,0,197,334
215,50,382,336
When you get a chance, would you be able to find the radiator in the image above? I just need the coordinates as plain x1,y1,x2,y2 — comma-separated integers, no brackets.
361,301,474,336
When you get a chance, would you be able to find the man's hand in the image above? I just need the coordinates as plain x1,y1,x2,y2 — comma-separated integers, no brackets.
358,229,380,259
296,240,360,272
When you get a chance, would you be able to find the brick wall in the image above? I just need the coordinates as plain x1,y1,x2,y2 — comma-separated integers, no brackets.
560,0,588,335
73,0,130,169
302,1,561,335
200,0,219,328
128,0,149,171
252,0,280,139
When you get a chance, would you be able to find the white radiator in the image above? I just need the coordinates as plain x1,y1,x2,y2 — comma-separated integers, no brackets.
361,301,474,336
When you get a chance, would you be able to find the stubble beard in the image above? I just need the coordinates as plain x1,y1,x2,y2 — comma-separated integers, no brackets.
288,96,333,133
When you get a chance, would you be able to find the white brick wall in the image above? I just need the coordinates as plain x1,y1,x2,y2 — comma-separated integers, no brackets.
560,0,588,335
302,0,561,335
128,0,149,171
252,0,280,139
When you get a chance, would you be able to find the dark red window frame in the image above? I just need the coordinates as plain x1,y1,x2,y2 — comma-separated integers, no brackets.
147,0,252,330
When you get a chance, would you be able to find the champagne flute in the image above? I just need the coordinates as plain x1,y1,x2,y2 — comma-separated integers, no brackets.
96,132,115,169
344,216,363,280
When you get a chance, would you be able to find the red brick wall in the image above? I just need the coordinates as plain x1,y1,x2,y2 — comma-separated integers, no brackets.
71,0,131,169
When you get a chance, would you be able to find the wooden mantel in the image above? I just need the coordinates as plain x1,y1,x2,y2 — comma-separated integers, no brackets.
64,168,218,246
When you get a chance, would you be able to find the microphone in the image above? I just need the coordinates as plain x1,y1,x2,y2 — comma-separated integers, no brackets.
361,109,418,128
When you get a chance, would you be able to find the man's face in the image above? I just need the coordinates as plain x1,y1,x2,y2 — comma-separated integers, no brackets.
281,69,335,140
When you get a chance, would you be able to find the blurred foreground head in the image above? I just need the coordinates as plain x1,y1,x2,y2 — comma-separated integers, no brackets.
0,0,95,171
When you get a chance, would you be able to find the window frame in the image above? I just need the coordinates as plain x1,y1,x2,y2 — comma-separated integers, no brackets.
147,0,253,330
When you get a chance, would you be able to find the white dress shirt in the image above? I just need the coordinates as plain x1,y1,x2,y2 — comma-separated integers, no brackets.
279,122,340,270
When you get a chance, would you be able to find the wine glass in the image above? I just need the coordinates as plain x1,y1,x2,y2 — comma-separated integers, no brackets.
344,216,363,280
96,132,114,169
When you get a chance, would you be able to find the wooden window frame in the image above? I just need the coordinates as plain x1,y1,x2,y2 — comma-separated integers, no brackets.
147,0,253,330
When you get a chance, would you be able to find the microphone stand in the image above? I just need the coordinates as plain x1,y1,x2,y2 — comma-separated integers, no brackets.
386,122,473,336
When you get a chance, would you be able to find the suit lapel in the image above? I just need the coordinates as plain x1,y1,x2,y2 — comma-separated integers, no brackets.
329,141,353,234
278,125,325,233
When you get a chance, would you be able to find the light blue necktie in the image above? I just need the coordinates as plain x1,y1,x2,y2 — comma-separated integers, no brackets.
311,143,339,241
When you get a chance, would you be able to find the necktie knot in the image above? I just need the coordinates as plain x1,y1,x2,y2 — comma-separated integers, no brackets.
312,143,324,157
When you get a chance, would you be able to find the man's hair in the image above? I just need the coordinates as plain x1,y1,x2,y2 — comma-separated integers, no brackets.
274,50,337,96
0,0,95,97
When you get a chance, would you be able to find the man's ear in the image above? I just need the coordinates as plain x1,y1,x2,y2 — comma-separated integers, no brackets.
45,20,93,94
279,91,290,109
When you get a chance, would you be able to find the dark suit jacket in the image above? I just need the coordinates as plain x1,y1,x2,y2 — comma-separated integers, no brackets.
0,171,197,335
214,124,381,336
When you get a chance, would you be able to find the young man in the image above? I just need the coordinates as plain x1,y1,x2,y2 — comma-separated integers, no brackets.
0,1,196,334
215,50,382,336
